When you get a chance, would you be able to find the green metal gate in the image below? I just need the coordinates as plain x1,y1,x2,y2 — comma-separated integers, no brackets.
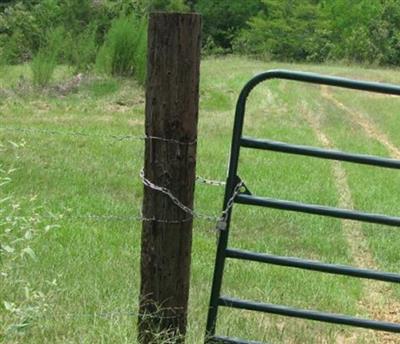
205,70,400,343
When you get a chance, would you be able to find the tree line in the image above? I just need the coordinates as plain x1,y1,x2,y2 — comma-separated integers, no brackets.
1,0,399,80
198,0,400,66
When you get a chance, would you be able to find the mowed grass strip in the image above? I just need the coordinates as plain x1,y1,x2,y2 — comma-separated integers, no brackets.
1,57,399,343
299,78,400,342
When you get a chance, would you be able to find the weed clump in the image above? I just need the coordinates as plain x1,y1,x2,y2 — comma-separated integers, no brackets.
96,16,147,84
0,141,59,339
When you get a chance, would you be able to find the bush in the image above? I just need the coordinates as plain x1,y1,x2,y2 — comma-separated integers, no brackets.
235,0,321,62
0,2,46,63
196,0,262,51
66,25,98,72
96,15,147,83
145,0,188,12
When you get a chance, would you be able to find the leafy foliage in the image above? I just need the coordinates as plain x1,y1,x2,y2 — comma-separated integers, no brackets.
196,0,262,51
236,0,400,65
2,0,400,70
145,0,189,12
234,0,321,61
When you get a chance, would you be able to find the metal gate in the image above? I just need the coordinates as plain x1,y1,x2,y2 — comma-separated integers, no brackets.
204,70,400,343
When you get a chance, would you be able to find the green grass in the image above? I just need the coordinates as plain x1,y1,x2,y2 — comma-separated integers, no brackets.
1,57,400,343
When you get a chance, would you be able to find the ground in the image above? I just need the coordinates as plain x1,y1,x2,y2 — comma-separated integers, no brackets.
1,57,399,343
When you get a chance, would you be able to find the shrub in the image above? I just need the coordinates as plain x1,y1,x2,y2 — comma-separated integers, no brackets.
145,0,188,12
0,2,42,63
67,25,98,72
96,15,147,84
196,0,262,51
234,0,322,62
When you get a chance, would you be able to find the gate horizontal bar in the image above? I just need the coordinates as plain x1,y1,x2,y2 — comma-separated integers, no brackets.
225,248,400,283
235,194,400,227
219,296,400,333
247,70,400,95
208,335,265,344
240,137,400,169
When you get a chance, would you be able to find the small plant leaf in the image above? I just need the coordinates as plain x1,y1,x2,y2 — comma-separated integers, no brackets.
22,247,37,260
4,301,14,311
2,245,15,253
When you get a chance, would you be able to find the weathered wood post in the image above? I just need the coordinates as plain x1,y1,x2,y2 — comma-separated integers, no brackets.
138,12,201,343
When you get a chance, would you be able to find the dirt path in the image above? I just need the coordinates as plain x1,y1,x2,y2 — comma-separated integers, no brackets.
320,86,400,160
300,101,400,343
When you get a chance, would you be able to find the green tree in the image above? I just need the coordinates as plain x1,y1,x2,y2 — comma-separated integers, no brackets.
235,0,321,61
373,0,400,65
320,0,383,63
196,0,262,51
143,0,188,12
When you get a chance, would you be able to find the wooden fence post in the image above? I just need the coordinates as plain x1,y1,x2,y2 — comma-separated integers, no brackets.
138,12,201,343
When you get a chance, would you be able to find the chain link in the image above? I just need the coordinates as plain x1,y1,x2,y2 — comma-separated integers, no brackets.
216,180,244,231
140,169,243,230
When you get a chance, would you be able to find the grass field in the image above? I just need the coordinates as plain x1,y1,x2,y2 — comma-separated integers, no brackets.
1,57,400,343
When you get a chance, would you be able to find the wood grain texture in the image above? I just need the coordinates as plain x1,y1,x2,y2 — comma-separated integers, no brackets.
139,12,201,343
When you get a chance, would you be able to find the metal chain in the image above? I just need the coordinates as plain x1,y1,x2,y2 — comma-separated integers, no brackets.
215,180,244,231
140,169,211,220
140,169,243,230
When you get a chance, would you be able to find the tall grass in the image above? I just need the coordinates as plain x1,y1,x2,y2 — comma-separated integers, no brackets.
30,27,64,88
3,58,399,342
0,141,59,339
30,51,57,88
96,16,147,84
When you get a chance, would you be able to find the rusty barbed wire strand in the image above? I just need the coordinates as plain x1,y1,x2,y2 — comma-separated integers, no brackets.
1,126,227,187
1,126,236,229
0,126,196,145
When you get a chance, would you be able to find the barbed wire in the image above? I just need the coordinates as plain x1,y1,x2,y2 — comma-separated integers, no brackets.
2,179,239,230
4,176,240,228
3,209,218,226
0,308,184,320
0,126,196,145
195,175,226,187
1,125,235,230
76,212,195,224
1,126,227,186
32,308,193,320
